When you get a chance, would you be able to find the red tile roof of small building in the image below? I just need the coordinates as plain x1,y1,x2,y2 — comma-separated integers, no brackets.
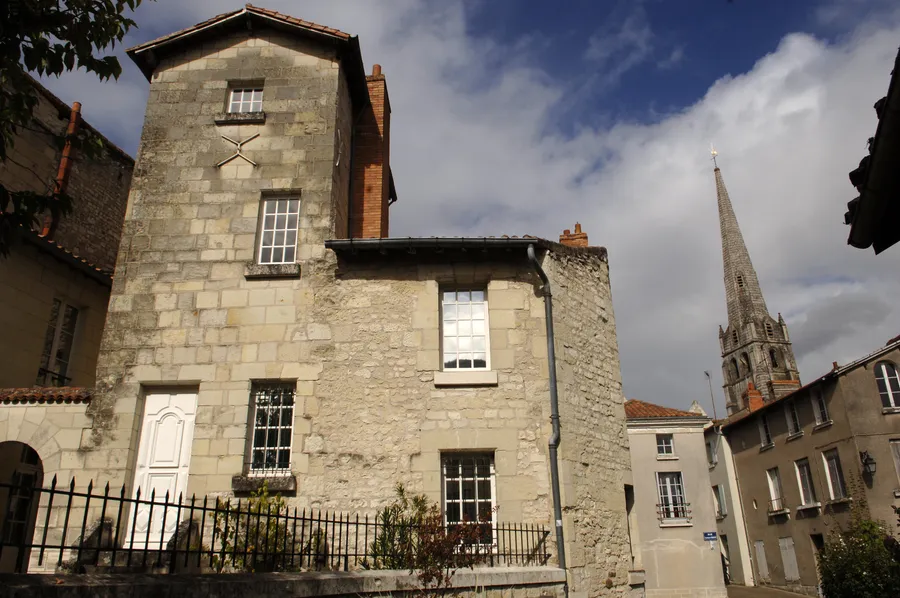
624,399,702,420
0,387,92,404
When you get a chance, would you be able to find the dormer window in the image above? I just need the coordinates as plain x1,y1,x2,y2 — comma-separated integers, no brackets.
229,88,263,113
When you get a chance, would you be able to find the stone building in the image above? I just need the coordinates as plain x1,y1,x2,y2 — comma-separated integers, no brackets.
721,337,900,595
713,162,801,414
0,6,636,595
0,76,134,389
624,399,727,598
0,76,133,573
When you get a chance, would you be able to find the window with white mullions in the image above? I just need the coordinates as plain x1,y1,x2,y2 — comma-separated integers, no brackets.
656,472,689,521
874,361,900,408
442,453,495,544
249,383,295,474
229,88,263,113
758,414,773,447
36,298,78,386
441,290,489,370
794,458,818,505
785,400,801,435
812,390,829,424
258,198,300,265
656,434,674,456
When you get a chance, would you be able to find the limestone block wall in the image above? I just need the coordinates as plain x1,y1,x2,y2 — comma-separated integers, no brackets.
543,247,634,597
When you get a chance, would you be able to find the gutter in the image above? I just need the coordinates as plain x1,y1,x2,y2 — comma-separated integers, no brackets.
526,243,568,597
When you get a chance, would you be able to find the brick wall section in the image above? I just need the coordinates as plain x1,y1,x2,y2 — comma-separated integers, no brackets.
558,223,588,247
349,67,391,238
543,246,634,597
0,77,134,272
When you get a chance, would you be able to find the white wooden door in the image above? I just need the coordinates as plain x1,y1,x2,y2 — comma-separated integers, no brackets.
755,540,769,581
129,392,197,549
779,536,800,582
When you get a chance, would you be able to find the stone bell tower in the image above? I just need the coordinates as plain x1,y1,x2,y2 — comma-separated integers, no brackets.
713,156,801,414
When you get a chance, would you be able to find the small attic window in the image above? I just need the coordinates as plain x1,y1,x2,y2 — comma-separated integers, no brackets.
765,322,774,339
229,87,263,113
736,274,745,289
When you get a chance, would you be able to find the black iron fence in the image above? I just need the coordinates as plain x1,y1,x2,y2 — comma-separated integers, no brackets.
0,476,551,574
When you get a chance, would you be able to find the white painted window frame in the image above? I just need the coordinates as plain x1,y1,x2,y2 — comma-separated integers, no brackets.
656,434,675,457
822,449,847,500
875,361,900,408
248,382,295,476
257,197,300,265
440,289,491,372
758,415,773,447
656,471,689,523
812,390,829,425
766,467,784,511
794,458,818,506
784,400,801,436
228,87,263,113
441,452,497,546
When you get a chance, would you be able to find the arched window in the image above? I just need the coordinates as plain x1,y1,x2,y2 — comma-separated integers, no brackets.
736,274,745,289
765,322,774,339
732,330,739,346
769,348,779,368
731,358,740,380
874,361,900,408
740,352,752,376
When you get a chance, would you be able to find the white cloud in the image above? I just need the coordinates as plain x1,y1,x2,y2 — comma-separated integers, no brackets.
34,1,900,414
584,3,655,85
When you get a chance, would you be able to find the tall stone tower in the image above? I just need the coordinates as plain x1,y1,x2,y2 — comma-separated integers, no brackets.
714,163,800,414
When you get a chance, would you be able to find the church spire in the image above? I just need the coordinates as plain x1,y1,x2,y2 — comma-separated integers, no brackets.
715,164,769,327
713,153,801,415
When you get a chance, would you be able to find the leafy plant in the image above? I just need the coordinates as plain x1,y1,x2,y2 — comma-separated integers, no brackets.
0,0,146,256
364,484,492,591
818,517,900,598
212,483,294,573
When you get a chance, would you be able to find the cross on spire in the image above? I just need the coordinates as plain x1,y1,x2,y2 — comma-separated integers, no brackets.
710,144,719,169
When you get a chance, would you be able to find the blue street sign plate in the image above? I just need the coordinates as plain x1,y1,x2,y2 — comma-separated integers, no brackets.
703,532,717,541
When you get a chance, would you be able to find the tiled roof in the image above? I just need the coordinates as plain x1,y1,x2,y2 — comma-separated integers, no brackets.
0,387,92,404
624,399,703,420
23,230,112,285
127,4,351,56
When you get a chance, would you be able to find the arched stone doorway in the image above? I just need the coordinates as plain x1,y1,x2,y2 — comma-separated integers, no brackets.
0,441,44,573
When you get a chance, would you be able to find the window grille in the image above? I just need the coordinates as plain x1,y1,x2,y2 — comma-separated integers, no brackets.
249,383,295,474
656,472,689,521
442,453,495,544
229,88,263,113
258,198,300,265
441,290,488,370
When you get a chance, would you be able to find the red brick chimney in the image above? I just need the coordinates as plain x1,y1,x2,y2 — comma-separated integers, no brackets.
559,223,588,247
350,64,394,238
744,382,765,412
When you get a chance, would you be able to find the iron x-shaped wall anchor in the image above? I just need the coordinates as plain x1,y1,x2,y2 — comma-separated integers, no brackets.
216,133,259,168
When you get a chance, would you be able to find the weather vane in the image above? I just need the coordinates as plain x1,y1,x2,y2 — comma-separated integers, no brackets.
710,143,719,168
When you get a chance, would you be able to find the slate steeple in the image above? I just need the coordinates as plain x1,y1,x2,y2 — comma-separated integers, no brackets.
714,162,801,414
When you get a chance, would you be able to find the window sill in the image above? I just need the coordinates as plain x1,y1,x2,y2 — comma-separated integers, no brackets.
215,111,266,125
759,442,775,452
627,570,646,586
786,431,804,442
796,502,821,512
659,520,693,528
767,508,790,517
716,514,727,521
434,370,498,387
232,473,297,494
656,455,679,461
826,497,852,506
893,489,900,498
882,406,900,415
244,262,301,280
812,420,833,431
708,461,718,470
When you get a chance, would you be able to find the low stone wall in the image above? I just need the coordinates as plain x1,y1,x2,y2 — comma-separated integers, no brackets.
0,566,566,598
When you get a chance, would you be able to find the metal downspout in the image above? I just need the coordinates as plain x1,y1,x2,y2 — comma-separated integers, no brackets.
527,243,568,596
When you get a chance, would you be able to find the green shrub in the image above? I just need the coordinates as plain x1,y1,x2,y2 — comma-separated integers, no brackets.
212,483,293,572
818,517,900,598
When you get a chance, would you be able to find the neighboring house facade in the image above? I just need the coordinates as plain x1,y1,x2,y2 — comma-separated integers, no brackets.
0,6,636,595
722,338,900,596
625,399,727,598
0,77,134,389
704,420,754,586
0,77,133,574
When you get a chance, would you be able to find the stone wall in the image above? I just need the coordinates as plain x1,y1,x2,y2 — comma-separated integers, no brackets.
544,248,635,597
0,567,566,598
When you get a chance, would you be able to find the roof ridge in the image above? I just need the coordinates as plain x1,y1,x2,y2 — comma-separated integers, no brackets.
624,398,705,419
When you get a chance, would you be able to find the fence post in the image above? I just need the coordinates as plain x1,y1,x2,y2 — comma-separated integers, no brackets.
37,475,57,567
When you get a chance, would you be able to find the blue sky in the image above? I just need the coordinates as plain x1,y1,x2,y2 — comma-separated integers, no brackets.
37,0,900,412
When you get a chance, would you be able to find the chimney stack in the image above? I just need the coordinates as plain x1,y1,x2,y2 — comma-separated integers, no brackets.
559,222,589,247
744,382,765,412
350,64,394,238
